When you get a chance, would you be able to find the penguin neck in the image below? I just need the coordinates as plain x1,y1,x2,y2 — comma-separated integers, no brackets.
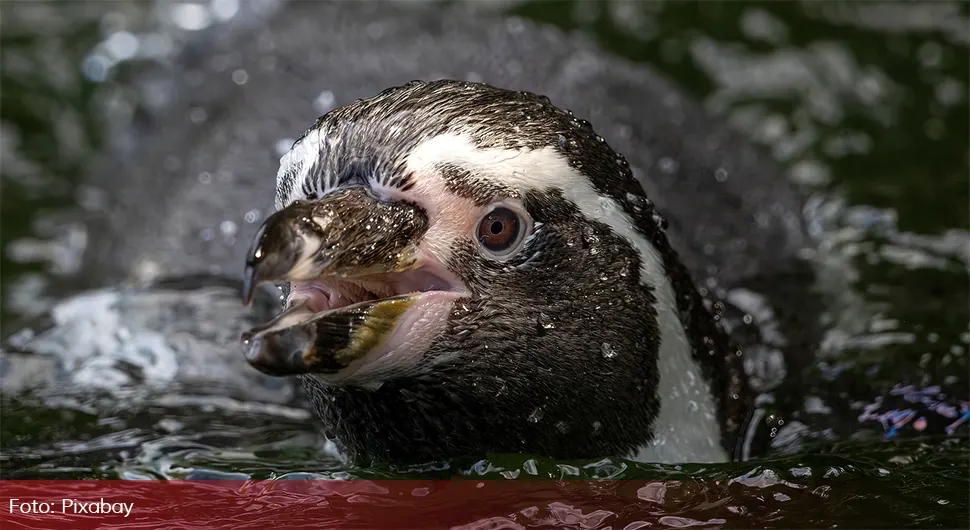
628,231,751,463
631,271,731,463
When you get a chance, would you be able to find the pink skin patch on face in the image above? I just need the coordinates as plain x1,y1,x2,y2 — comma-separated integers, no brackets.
382,161,498,270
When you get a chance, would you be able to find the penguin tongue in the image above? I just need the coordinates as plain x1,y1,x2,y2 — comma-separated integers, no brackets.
287,281,338,313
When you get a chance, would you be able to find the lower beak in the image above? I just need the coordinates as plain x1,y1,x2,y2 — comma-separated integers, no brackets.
239,187,430,376
241,293,418,377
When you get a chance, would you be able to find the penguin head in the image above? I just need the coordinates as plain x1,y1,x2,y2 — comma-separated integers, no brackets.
241,80,743,463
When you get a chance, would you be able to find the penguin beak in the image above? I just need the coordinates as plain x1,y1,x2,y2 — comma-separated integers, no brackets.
240,187,429,305
239,187,466,381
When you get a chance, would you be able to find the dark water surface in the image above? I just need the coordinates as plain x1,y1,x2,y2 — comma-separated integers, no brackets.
1,1,968,528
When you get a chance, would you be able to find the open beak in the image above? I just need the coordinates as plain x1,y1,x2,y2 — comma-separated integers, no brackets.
239,187,462,379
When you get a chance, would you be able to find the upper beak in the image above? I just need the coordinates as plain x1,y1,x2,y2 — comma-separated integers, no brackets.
241,187,429,305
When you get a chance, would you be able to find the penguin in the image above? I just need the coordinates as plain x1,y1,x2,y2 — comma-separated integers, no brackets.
1,2,810,464
239,79,757,465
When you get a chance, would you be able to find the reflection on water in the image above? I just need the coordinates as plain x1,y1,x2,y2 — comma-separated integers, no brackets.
1,0,967,527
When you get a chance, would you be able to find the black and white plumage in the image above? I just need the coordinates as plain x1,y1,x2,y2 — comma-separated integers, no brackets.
241,80,753,464
0,2,814,467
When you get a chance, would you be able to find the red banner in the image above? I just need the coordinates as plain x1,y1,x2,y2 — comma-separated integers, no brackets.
0,479,756,529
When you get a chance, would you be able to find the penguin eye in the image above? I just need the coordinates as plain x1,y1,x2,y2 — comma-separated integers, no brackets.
476,206,526,258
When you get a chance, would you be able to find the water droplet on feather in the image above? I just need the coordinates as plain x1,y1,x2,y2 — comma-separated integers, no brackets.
537,313,556,330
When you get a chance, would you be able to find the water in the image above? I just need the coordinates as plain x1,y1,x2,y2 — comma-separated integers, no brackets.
1,1,967,527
